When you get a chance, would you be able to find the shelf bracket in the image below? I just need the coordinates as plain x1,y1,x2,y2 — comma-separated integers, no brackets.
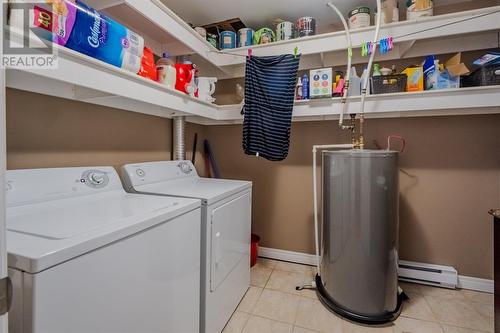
320,52,325,68
399,40,416,59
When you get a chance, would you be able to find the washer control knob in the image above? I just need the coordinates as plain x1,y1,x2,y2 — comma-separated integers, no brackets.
82,170,109,188
89,172,105,185
136,169,145,177
178,162,192,174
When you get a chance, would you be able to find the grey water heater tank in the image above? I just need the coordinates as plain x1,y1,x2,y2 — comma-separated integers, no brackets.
315,150,403,324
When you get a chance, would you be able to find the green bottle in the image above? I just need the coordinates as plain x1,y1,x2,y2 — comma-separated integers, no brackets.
373,63,382,76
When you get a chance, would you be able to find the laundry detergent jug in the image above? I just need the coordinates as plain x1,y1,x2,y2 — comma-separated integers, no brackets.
175,63,194,93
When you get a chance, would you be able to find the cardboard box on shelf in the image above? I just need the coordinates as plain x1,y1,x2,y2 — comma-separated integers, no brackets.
423,53,470,90
445,53,470,77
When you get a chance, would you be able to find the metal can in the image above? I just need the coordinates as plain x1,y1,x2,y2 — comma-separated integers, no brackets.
296,17,316,38
237,28,254,47
348,6,371,29
254,28,275,45
219,31,236,49
276,21,294,41
206,33,218,48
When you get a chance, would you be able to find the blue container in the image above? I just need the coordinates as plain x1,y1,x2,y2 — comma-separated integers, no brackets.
220,31,237,49
237,28,254,47
302,74,310,99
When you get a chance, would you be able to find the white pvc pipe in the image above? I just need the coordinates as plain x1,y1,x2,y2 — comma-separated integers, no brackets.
360,0,382,115
313,144,354,276
326,3,352,128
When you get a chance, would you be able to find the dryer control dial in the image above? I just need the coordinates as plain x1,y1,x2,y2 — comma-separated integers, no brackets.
82,170,109,188
178,162,193,174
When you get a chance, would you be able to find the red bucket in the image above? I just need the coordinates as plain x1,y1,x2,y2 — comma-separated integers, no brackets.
250,234,260,267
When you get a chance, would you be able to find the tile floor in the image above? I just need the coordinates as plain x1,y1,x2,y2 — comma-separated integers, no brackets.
223,258,494,333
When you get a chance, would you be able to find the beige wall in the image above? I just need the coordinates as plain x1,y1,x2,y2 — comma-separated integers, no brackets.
204,115,500,279
6,89,207,173
6,89,500,279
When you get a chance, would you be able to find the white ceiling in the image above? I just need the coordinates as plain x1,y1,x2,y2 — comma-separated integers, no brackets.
160,0,474,31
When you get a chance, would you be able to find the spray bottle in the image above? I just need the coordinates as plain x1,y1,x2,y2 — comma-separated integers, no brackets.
296,77,303,100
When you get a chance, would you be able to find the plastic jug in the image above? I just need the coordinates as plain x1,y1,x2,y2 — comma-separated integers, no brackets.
157,52,177,89
197,77,217,103
348,67,361,96
175,64,194,93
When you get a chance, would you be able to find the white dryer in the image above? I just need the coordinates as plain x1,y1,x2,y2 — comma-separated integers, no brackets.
122,160,252,333
6,167,202,333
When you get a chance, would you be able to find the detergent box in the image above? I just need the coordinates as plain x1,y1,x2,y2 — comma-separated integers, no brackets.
11,0,144,73
423,53,469,90
402,66,423,92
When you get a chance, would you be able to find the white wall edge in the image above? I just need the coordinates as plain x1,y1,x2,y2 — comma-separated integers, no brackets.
259,247,494,294
457,275,494,294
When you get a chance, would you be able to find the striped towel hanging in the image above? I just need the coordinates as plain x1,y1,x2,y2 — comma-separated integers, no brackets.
242,54,300,161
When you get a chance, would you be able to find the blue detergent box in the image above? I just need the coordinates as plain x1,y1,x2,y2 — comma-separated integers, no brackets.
423,55,464,90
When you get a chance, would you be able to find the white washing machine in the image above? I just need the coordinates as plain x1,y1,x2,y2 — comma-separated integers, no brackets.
121,160,252,333
6,166,202,333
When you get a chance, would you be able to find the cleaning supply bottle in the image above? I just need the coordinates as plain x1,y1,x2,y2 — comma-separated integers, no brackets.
373,63,382,76
296,77,303,100
302,73,310,100
361,67,371,95
348,66,361,96
156,52,177,90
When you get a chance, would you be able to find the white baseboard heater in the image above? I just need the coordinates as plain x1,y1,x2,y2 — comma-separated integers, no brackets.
398,260,458,289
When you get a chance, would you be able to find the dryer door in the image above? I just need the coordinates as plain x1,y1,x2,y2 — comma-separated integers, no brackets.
210,192,251,292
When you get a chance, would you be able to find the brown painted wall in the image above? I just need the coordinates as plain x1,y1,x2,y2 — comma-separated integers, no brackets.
6,89,207,173
6,88,500,279
204,116,500,279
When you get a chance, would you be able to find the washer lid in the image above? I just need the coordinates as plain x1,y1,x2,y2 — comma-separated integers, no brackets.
7,191,200,273
134,177,251,205
122,160,251,205
7,191,181,239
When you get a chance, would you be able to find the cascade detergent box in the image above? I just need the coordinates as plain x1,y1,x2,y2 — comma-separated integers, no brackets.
423,53,469,90
9,0,144,73
402,66,423,92
310,68,333,98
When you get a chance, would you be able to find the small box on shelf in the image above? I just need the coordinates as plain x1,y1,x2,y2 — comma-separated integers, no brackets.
402,66,424,92
423,53,469,90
